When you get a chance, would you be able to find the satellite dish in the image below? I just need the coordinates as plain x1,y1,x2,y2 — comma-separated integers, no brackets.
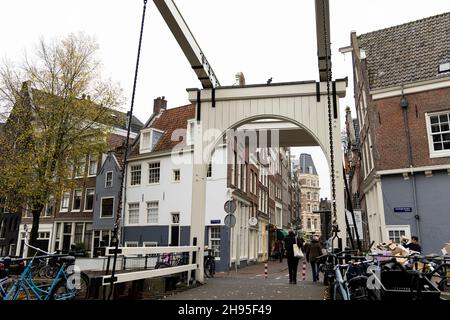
248,217,258,227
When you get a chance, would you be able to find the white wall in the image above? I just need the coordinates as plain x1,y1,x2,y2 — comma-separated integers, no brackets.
125,145,229,227
125,151,194,227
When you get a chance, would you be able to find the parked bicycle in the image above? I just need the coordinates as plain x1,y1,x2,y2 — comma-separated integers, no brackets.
2,226,89,300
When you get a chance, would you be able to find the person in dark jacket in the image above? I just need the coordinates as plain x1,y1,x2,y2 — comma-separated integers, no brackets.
404,236,422,253
306,236,322,282
283,230,302,284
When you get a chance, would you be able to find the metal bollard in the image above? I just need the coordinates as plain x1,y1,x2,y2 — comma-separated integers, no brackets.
265,262,268,279
302,261,307,281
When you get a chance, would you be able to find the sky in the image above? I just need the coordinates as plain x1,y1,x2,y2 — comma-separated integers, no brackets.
1,0,450,198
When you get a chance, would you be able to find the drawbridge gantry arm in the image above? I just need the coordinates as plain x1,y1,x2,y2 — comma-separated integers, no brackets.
153,0,220,89
315,0,332,82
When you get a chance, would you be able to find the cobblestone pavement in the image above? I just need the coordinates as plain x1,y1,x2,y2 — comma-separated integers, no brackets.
163,260,325,300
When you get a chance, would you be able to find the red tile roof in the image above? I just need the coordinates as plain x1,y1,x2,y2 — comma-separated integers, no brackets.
130,104,195,156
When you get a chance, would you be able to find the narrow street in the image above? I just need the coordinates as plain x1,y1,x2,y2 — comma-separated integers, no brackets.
163,260,325,300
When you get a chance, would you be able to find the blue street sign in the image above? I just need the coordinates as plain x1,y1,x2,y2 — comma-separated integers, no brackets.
211,220,221,224
394,207,413,213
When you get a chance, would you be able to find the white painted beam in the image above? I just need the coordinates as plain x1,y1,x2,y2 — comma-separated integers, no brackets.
153,0,220,88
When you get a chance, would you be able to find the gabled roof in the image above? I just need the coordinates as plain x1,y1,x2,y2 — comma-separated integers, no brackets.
299,153,318,176
357,12,450,90
130,104,195,156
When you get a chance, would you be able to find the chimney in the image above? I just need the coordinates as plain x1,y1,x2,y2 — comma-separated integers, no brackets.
153,96,167,114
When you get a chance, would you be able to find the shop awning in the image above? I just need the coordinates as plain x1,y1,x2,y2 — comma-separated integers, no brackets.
276,229,289,240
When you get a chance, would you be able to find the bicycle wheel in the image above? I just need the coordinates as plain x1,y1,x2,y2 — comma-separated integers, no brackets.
50,272,89,300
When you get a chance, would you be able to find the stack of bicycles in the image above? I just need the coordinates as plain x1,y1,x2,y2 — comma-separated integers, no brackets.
0,230,89,300
317,249,449,300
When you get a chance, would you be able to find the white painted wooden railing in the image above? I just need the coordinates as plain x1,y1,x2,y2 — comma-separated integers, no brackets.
102,246,199,286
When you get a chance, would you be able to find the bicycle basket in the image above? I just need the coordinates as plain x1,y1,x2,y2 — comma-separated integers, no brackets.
371,270,441,300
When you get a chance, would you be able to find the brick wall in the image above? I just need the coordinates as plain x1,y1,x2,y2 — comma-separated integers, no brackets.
373,87,450,170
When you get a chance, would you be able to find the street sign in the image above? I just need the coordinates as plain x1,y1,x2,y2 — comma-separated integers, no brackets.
210,220,221,225
224,214,236,228
224,200,237,214
394,207,413,213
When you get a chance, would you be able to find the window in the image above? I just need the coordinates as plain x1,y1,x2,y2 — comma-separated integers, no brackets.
307,204,311,213
207,162,212,178
74,223,84,244
148,162,160,184
171,212,180,224
100,197,114,218
44,195,54,217
84,189,95,211
60,192,70,212
307,218,312,230
307,192,311,200
314,193,319,201
386,225,411,244
74,158,86,178
209,227,221,258
140,129,163,153
105,171,113,188
439,62,450,73
140,130,151,152
128,203,139,224
146,201,158,224
88,155,97,176
426,111,450,158
143,242,158,247
130,164,141,186
72,190,82,211
313,219,318,231
173,169,180,182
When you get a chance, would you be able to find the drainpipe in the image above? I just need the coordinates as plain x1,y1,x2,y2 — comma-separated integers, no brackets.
400,88,422,241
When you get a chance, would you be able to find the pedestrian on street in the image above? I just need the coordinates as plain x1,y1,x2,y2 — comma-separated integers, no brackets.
283,230,302,284
306,235,322,283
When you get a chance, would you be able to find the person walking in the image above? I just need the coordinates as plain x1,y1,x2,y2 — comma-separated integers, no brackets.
283,230,302,284
306,235,322,283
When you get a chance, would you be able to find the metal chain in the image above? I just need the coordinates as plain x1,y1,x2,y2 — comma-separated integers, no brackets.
108,0,148,300
322,1,338,227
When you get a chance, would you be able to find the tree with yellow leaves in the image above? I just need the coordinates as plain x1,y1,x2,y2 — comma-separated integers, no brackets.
0,33,124,254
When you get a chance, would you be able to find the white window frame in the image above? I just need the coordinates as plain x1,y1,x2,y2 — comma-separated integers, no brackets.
385,225,411,244
60,192,70,212
84,188,95,212
128,203,140,225
148,161,160,184
209,226,221,260
146,201,159,224
74,158,86,179
140,129,152,153
129,164,142,186
173,169,181,182
140,128,164,153
425,111,450,158
105,171,113,188
100,197,115,218
125,241,139,247
88,155,98,177
143,241,158,247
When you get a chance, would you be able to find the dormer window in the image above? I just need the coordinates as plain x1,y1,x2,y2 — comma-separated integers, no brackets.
140,128,164,153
